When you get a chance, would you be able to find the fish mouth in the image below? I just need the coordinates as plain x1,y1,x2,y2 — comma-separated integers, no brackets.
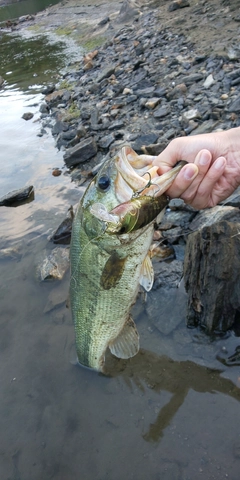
115,146,187,202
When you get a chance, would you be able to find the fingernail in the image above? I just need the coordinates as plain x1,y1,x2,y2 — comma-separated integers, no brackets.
214,157,225,170
183,165,198,180
199,151,210,166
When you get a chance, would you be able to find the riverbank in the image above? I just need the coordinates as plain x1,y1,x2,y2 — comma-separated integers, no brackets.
2,0,240,54
32,0,240,173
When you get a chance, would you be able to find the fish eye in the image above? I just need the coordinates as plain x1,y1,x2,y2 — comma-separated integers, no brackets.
98,175,110,191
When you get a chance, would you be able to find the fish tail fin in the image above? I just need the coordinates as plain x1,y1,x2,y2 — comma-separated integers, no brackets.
109,316,139,359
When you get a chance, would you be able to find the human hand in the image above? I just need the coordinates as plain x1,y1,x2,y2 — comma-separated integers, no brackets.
153,128,240,209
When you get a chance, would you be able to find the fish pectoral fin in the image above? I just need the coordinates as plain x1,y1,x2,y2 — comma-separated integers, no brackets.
109,316,139,359
100,251,126,290
139,253,154,292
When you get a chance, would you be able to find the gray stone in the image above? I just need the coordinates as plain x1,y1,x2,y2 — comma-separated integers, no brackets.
146,285,186,335
189,205,240,231
108,120,125,130
153,105,171,118
168,0,190,12
0,185,34,207
97,65,115,82
228,96,240,113
131,133,158,152
181,73,204,85
98,133,115,149
63,137,98,167
22,112,33,121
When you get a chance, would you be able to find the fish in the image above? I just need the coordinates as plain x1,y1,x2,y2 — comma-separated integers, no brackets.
70,146,186,373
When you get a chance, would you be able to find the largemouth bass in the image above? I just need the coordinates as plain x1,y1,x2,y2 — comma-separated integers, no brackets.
70,146,186,373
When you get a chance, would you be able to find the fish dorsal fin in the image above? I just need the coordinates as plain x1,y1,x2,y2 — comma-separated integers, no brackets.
139,253,154,292
109,316,139,359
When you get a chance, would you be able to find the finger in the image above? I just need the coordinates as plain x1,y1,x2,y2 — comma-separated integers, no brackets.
175,149,212,202
164,163,199,198
189,156,226,209
153,138,186,173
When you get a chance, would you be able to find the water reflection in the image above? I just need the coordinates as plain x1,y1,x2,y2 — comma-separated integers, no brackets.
0,30,80,197
0,0,61,22
105,349,240,443
0,32,69,90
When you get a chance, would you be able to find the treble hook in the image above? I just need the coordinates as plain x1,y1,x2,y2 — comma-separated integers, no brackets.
132,172,158,198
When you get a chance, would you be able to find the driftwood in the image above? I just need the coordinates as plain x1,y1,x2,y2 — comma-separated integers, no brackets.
184,219,240,333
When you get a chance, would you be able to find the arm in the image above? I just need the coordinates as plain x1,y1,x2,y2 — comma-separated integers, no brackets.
153,127,240,209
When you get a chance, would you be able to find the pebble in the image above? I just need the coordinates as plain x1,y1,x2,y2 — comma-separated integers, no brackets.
22,112,33,121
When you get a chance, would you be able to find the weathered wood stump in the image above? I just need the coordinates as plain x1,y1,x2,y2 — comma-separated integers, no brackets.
184,216,240,333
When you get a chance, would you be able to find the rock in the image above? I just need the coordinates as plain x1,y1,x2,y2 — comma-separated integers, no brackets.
184,221,240,332
145,97,161,109
0,185,34,207
108,120,125,130
228,96,240,113
37,247,69,281
189,120,218,135
141,142,168,156
153,259,183,289
63,137,98,168
153,105,171,118
52,120,69,136
168,0,190,12
146,285,187,335
22,112,33,121
50,206,74,245
116,0,140,23
41,84,55,95
98,133,115,149
131,133,158,153
97,65,115,82
180,73,204,85
189,205,240,231
39,103,49,114
162,226,184,243
182,108,200,121
45,89,70,107
52,168,62,177
203,74,215,88
162,209,196,229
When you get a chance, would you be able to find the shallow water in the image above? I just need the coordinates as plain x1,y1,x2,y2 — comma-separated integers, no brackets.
0,15,240,480
0,0,61,22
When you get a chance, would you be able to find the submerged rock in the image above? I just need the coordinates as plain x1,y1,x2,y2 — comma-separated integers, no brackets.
36,247,69,281
0,185,34,207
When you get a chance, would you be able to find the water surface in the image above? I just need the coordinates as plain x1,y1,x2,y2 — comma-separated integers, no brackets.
0,0,61,22
0,13,240,480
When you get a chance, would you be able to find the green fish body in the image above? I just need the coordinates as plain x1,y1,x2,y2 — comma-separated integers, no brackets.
70,147,185,372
